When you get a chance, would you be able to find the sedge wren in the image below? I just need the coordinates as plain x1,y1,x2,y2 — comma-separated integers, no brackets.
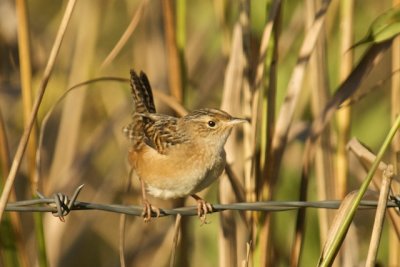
123,70,246,222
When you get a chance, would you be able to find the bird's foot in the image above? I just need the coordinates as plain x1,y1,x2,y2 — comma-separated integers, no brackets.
192,195,213,225
142,199,160,222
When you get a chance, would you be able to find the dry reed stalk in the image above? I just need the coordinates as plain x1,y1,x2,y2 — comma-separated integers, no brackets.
306,39,392,147
220,23,243,267
336,1,355,265
269,0,331,189
0,105,30,267
47,2,99,192
320,116,400,266
304,1,336,266
161,0,183,102
0,0,77,222
16,0,37,192
318,191,358,265
100,0,148,70
213,0,232,57
336,0,354,200
119,213,127,267
365,165,394,267
241,241,252,267
292,2,333,264
160,2,189,265
275,1,331,266
146,220,178,267
119,169,133,267
98,2,148,259
300,41,394,263
0,109,10,181
239,0,254,203
389,1,400,265
238,1,255,264
256,2,281,266
44,3,99,265
169,214,182,267
16,0,46,265
301,41,394,254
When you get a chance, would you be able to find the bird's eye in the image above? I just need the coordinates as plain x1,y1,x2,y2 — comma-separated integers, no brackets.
207,120,216,127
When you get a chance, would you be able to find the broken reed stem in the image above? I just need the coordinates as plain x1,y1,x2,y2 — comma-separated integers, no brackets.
320,113,400,266
365,166,394,267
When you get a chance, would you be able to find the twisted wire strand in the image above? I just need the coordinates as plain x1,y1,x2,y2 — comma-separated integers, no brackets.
4,185,399,219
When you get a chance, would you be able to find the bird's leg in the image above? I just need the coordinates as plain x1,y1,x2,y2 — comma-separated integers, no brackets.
140,178,160,222
191,194,213,224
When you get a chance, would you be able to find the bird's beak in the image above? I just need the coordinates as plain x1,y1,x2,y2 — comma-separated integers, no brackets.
228,117,248,126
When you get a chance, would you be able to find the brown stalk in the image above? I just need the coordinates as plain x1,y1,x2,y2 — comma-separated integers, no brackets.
241,241,252,267
333,0,356,259
334,1,356,261
349,138,400,245
238,1,255,263
169,214,182,267
301,38,394,212
298,43,395,251
16,0,37,193
162,0,183,102
119,213,127,267
0,109,10,182
389,1,400,265
307,39,392,147
303,1,335,266
336,0,354,200
47,1,100,193
0,0,77,222
365,165,394,266
219,23,243,267
119,169,133,267
318,191,358,265
100,0,148,69
305,38,393,263
0,104,30,267
268,0,331,188
258,1,281,266
253,0,282,90
291,2,333,265
9,0,36,265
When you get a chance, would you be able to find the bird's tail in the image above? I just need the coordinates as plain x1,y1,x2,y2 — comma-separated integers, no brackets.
129,69,156,114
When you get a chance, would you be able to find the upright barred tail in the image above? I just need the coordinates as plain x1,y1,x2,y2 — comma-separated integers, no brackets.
124,70,156,148
130,70,156,114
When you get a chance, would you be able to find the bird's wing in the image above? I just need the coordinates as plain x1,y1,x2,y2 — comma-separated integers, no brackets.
126,70,187,154
142,114,188,154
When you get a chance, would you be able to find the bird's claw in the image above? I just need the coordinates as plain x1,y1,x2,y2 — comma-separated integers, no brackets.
142,200,160,222
196,199,213,225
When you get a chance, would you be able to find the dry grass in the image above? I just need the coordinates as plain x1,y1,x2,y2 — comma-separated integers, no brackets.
0,0,399,266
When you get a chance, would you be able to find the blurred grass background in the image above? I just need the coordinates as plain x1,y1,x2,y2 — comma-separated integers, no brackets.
0,0,399,266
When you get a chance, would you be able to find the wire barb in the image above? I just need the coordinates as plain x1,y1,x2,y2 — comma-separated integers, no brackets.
36,184,85,222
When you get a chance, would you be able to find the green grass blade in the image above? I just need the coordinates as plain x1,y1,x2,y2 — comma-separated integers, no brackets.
319,113,400,266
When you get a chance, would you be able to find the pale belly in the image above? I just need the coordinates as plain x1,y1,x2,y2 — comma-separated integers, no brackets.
132,145,226,199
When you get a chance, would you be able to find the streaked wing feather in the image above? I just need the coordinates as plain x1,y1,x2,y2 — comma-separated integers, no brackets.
143,115,187,154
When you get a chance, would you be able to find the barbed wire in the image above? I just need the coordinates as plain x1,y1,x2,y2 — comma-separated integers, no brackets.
4,185,400,221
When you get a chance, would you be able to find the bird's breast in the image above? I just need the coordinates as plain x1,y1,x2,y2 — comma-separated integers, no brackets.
130,143,226,199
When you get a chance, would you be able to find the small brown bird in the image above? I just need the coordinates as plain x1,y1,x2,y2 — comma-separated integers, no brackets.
124,70,246,222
